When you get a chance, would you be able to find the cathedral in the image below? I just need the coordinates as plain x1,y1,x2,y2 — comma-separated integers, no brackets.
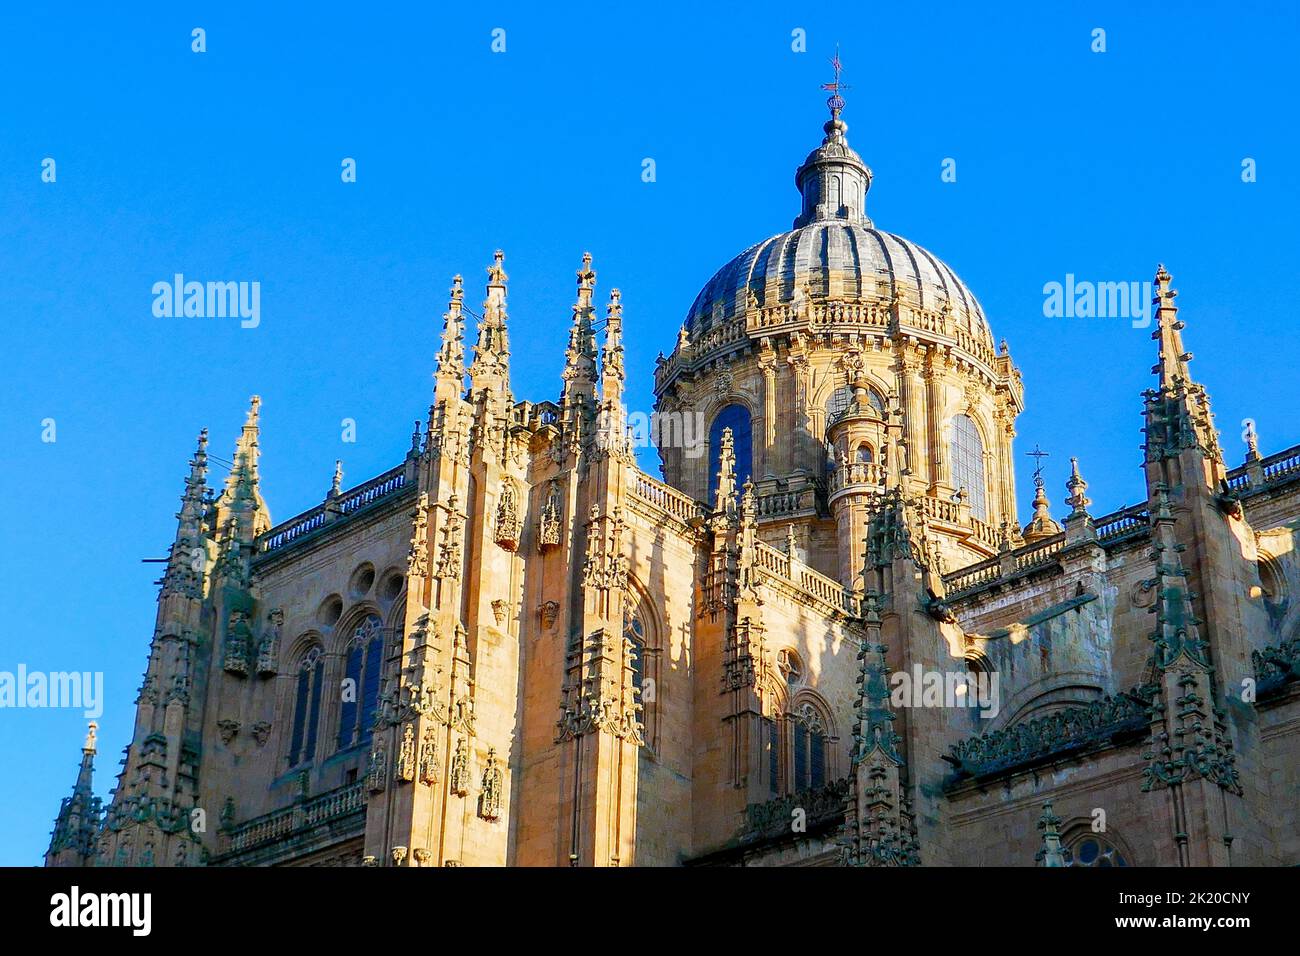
46,94,1300,868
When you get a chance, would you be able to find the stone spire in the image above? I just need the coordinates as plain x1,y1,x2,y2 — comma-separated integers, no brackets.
600,288,626,406
469,250,511,391
1143,264,1224,468
562,253,599,400
843,593,919,867
218,396,267,541
1140,485,1241,795
1152,264,1192,390
45,722,102,866
714,426,737,515
596,288,631,461
213,397,268,587
161,428,210,600
433,274,467,400
1034,801,1068,867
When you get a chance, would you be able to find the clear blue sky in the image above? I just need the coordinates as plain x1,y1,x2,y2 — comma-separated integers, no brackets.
1,2,1296,865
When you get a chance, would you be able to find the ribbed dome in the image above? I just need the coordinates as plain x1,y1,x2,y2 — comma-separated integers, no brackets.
684,224,993,350
683,103,994,352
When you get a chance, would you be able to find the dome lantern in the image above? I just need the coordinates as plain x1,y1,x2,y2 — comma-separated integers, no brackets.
793,61,872,229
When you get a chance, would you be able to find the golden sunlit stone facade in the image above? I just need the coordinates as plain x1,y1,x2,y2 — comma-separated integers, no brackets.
46,106,1300,869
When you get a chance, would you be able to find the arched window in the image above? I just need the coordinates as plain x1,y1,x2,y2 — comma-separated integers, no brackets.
788,701,830,791
950,414,987,520
708,404,752,502
855,444,874,464
625,595,659,751
826,386,853,425
1064,833,1129,867
337,614,384,751
288,646,325,767
826,385,886,426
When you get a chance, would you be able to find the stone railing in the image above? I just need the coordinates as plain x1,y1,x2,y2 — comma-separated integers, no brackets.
827,461,883,496
631,471,707,526
754,541,859,618
944,687,1154,783
1222,444,1300,495
1262,447,1300,483
752,483,822,518
1094,504,1150,544
223,781,367,855
942,556,1000,595
655,299,1002,392
1015,534,1065,572
258,465,409,554
741,777,850,843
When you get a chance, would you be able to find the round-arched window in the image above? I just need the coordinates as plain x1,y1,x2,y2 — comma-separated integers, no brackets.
950,414,987,521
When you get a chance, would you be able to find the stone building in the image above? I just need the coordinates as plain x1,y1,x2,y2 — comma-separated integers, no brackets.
46,97,1300,868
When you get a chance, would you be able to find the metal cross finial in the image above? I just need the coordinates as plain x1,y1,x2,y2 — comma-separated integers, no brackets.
1027,444,1050,484
821,45,850,117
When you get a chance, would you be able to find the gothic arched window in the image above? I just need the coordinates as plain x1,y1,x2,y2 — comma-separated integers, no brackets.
708,404,752,502
337,614,384,751
950,414,987,521
288,646,324,767
788,700,831,791
625,595,660,751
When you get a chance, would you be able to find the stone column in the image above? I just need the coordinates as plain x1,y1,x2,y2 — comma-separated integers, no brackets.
758,342,778,477
925,349,951,495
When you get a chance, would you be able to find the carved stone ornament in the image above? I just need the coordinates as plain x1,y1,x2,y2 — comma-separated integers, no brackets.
256,608,283,677
449,738,471,796
251,720,272,747
396,723,417,783
418,727,439,785
478,747,503,821
539,600,560,630
407,494,430,578
493,484,523,551
217,719,240,745
537,482,563,552
223,610,252,676
366,742,388,793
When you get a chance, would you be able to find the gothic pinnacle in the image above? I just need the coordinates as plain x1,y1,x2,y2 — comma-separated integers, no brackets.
563,252,599,400
469,251,511,392
1065,456,1091,515
1151,263,1192,389
434,274,466,387
600,288,625,398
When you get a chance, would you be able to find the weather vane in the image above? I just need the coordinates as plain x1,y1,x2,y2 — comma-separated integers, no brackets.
821,46,849,117
1027,444,1050,484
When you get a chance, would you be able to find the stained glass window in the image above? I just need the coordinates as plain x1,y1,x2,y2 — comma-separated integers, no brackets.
289,646,324,767
338,615,384,751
